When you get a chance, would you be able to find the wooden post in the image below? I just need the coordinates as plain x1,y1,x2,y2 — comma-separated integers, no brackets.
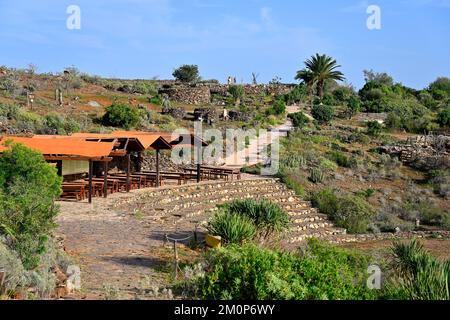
156,149,160,188
196,146,201,183
136,151,143,173
103,161,108,198
88,160,93,203
126,154,131,192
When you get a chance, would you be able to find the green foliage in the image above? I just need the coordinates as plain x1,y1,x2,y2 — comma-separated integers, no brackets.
296,54,345,98
333,195,377,233
312,104,334,124
222,199,290,237
288,112,310,129
283,85,307,105
172,64,200,83
281,154,306,169
228,85,245,105
384,240,450,300
0,143,62,269
354,188,375,199
311,189,376,234
266,99,286,116
186,240,376,300
327,151,351,168
345,96,361,119
363,70,394,86
149,94,163,106
309,168,324,183
102,103,140,129
428,77,450,98
206,211,256,245
366,121,383,137
437,108,450,128
280,174,306,197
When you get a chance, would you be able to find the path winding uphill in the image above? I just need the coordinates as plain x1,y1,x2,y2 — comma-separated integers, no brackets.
223,105,299,167
56,176,345,299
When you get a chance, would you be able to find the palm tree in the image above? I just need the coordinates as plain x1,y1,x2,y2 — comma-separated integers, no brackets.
295,69,316,104
296,54,345,100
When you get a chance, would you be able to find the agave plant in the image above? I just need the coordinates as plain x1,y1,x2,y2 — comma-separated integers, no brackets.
206,211,256,245
386,240,450,300
223,199,290,239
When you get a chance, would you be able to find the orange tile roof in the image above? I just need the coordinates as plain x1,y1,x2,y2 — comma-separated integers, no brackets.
113,131,207,146
72,132,171,150
0,136,115,159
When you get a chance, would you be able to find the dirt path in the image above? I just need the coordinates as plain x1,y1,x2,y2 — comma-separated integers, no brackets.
223,105,299,167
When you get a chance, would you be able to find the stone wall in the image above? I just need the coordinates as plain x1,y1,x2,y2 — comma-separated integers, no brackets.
158,83,295,105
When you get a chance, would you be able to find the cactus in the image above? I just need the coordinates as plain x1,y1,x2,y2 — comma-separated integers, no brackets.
282,154,306,169
309,168,324,183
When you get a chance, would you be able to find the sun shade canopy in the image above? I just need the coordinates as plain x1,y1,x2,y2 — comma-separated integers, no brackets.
71,133,172,151
0,136,115,161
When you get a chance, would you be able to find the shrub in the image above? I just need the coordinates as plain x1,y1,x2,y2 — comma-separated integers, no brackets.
288,112,310,129
312,104,334,124
267,99,286,116
228,85,245,105
184,240,376,300
222,199,290,237
311,189,339,215
206,211,256,245
281,154,306,169
309,168,324,183
333,195,377,234
172,64,200,83
311,189,376,234
0,143,62,269
437,108,450,128
384,240,450,300
366,121,383,137
102,103,140,129
345,96,361,119
327,151,351,168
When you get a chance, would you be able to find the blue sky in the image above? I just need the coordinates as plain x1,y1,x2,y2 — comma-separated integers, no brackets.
0,0,449,89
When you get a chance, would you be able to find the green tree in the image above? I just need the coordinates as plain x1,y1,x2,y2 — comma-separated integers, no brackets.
346,96,361,119
429,77,450,97
437,108,450,128
0,142,62,269
172,64,200,83
296,54,345,99
102,103,140,129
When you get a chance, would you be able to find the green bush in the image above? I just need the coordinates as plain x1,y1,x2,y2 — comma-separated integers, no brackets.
311,189,339,216
206,211,256,245
288,112,310,129
312,104,334,124
266,99,286,116
311,189,376,234
222,199,290,237
366,121,383,137
384,240,450,300
327,151,351,168
333,195,377,234
437,108,450,128
102,103,140,129
185,240,377,300
309,168,324,183
0,143,62,269
228,85,245,105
